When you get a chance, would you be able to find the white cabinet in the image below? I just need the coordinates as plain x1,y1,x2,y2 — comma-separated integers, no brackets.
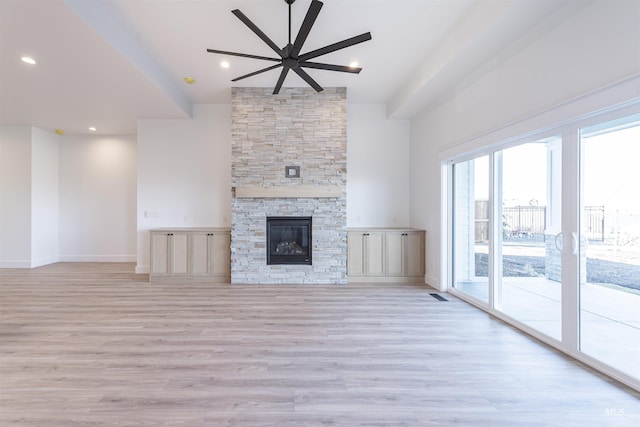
150,232,170,275
190,231,231,278
347,231,384,277
150,231,189,276
190,232,210,276
347,228,425,283
385,231,425,278
149,228,230,283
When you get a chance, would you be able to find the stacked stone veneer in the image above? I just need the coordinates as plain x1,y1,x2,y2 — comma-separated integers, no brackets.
231,87,347,284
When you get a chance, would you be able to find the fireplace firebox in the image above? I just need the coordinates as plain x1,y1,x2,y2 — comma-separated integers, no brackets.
266,217,312,265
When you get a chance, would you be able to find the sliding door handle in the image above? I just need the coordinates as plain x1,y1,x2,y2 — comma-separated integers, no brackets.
554,232,564,253
571,232,579,255
555,232,586,255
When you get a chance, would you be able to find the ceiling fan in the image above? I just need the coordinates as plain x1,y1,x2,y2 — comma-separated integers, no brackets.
207,0,372,94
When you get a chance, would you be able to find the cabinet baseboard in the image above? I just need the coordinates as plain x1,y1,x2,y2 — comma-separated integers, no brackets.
348,276,425,284
149,275,230,284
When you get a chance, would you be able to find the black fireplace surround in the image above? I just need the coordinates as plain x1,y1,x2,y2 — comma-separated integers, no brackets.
266,216,312,265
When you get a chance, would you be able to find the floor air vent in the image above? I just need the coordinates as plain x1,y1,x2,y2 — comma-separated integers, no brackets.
429,293,448,302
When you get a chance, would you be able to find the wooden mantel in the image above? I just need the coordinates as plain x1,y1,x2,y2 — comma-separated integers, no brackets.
234,185,344,198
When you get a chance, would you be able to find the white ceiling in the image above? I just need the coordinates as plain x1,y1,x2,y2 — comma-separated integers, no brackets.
0,0,570,135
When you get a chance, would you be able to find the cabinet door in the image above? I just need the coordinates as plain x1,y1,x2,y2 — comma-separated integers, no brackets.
347,232,366,277
366,232,385,276
210,232,231,277
191,232,210,276
385,232,404,276
405,232,425,277
150,232,170,275
170,232,189,276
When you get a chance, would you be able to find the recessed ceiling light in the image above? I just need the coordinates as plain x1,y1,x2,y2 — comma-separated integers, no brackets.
21,56,36,65
220,61,230,69
54,129,64,135
349,61,359,68
89,127,97,131
183,76,195,84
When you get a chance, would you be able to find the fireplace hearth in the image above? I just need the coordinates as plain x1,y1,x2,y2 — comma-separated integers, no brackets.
266,217,312,265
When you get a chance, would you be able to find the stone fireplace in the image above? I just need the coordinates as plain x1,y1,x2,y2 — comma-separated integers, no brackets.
230,87,347,284
266,216,312,265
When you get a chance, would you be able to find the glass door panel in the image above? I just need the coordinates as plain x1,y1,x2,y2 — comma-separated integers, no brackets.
580,114,640,379
453,156,489,303
496,139,562,340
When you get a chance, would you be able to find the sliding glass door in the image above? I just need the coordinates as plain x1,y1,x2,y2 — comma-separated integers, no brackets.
452,156,489,303
496,139,562,341
579,114,640,379
449,111,639,383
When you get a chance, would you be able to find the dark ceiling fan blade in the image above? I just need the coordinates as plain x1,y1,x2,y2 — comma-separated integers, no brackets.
298,32,372,61
300,61,362,73
206,49,281,62
273,67,290,95
290,0,323,59
292,67,323,92
232,9,285,58
232,64,283,82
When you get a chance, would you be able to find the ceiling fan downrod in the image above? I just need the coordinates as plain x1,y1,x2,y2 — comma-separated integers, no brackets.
286,0,295,45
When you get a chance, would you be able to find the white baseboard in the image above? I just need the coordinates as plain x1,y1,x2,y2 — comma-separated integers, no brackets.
135,264,150,274
59,255,137,262
30,256,60,268
0,261,32,268
2,256,138,269
425,274,444,291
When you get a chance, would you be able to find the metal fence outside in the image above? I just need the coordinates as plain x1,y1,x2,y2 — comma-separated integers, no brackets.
502,205,546,243
583,205,605,242
474,202,606,243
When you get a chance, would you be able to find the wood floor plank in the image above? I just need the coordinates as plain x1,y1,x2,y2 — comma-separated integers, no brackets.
0,262,638,426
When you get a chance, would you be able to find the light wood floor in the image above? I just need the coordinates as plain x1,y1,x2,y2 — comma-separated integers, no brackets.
1,263,638,426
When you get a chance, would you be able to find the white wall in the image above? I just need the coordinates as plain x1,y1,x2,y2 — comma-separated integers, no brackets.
59,134,137,261
347,104,410,227
0,126,32,267
409,0,640,289
136,104,232,272
31,127,59,267
1,127,135,267
2,102,410,272
135,102,412,273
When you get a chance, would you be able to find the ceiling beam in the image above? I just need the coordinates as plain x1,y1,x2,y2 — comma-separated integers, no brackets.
65,0,192,119
386,0,575,120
